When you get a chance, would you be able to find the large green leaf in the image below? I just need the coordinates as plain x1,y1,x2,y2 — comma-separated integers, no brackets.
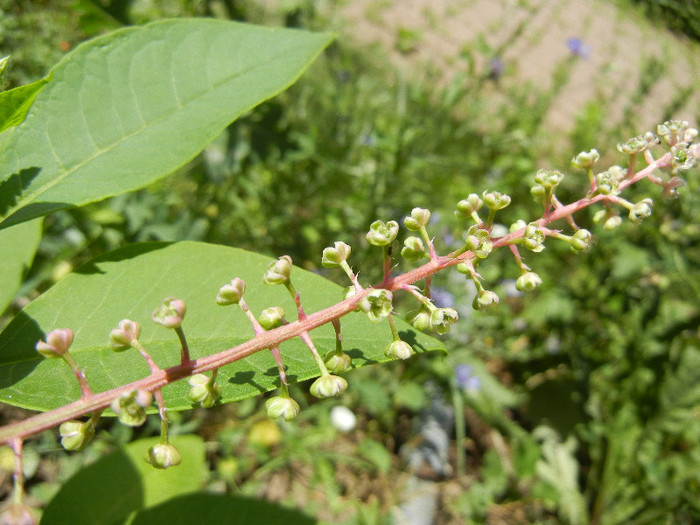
0,218,42,315
0,241,445,412
40,435,206,525
0,19,333,229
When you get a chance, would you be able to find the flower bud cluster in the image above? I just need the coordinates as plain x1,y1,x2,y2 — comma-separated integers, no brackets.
403,207,431,231
310,374,348,398
531,169,564,203
321,241,351,268
111,389,152,427
360,289,393,321
188,374,222,408
401,236,427,261
482,190,511,210
628,198,653,223
464,225,493,259
455,194,483,218
571,149,600,169
109,320,140,350
595,165,625,195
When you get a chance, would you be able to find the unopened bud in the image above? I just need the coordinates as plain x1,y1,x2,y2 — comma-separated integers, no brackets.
36,328,74,358
216,278,245,305
473,290,500,310
571,149,600,169
516,271,543,292
59,420,95,451
321,242,352,268
324,351,353,374
404,207,431,231
385,339,414,360
629,198,653,223
310,374,348,398
401,236,427,261
258,306,286,330
265,395,300,421
188,374,222,408
146,443,181,469
535,169,565,188
430,307,459,334
109,319,141,350
407,306,432,331
263,255,293,285
111,389,152,427
523,222,546,252
152,298,186,329
569,229,592,252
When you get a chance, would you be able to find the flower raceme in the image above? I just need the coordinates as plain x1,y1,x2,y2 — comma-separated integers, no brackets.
17,121,697,473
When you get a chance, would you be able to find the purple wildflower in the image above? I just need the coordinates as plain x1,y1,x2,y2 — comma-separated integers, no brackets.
455,364,481,392
566,37,591,59
488,57,504,81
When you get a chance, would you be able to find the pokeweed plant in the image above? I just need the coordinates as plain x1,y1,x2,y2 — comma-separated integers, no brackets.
0,17,698,524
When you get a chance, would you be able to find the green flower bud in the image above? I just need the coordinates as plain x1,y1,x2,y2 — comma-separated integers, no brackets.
36,328,74,358
595,165,625,195
516,271,543,292
366,220,399,246
482,190,511,210
571,149,600,169
310,374,348,398
523,222,545,252
406,305,432,331
430,307,459,334
570,229,592,252
321,241,352,268
604,215,623,230
265,395,300,421
216,278,245,305
657,120,688,145
464,226,493,259
530,184,546,200
404,207,431,231
473,290,500,311
59,420,95,451
263,255,293,285
510,220,527,233
629,198,653,223
111,389,152,427
324,351,353,374
109,319,141,350
146,443,182,469
152,297,186,329
188,373,222,408
401,236,427,261
258,306,286,330
385,339,414,360
360,289,393,322
455,194,483,217
535,169,565,188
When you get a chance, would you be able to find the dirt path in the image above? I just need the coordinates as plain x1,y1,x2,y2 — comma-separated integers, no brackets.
336,0,700,139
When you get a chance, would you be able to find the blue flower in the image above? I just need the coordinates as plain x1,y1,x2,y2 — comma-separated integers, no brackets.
455,364,481,392
566,37,591,59
431,287,455,308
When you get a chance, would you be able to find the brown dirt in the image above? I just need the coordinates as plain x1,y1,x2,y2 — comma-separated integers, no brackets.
337,0,700,136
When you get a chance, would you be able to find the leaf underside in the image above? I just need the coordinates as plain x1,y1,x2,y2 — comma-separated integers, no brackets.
0,241,446,413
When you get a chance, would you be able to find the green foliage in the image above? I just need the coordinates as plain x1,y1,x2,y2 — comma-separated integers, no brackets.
0,18,332,229
0,242,444,413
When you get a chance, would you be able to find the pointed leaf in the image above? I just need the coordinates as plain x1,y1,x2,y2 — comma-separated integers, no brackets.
0,241,445,412
0,76,51,133
0,19,333,229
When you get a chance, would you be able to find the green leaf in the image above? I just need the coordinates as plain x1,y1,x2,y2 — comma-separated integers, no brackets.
0,241,445,412
0,76,51,134
40,435,206,525
0,19,333,229
129,493,317,525
0,218,42,315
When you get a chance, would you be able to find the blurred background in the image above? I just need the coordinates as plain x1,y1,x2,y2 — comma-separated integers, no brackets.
1,1,699,523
